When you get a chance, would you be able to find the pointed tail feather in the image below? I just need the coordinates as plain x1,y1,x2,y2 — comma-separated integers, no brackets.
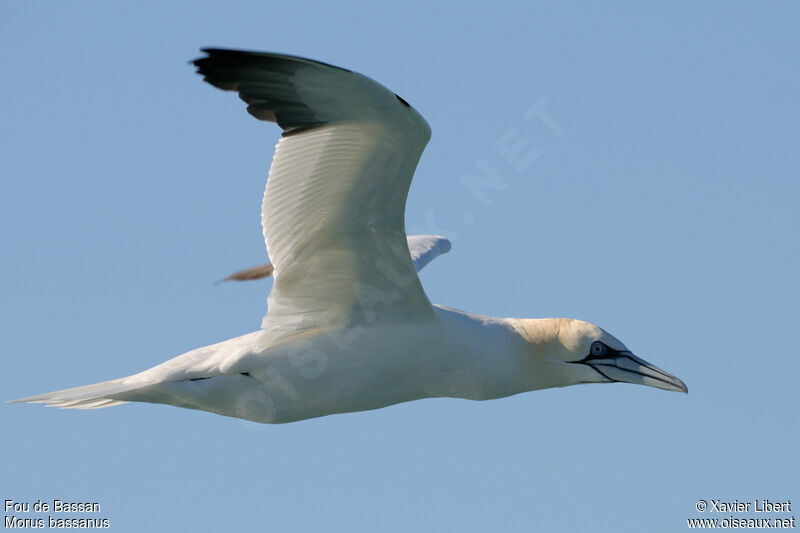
9,379,147,409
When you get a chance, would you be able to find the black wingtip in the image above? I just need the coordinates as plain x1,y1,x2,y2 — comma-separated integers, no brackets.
395,94,410,107
190,48,366,133
193,48,353,75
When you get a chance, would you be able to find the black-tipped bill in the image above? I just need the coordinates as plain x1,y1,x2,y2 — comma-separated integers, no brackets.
572,349,688,393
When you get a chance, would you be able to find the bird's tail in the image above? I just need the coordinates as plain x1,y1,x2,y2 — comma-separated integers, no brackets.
9,379,146,409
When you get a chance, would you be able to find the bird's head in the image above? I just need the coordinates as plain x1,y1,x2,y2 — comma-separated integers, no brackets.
514,318,688,393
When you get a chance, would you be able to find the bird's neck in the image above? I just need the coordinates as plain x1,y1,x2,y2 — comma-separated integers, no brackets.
431,308,569,399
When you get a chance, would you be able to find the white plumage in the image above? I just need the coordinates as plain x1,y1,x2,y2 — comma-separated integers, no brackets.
12,49,686,423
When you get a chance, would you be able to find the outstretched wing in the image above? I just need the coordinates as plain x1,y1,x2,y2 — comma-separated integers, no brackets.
194,49,434,331
406,235,451,273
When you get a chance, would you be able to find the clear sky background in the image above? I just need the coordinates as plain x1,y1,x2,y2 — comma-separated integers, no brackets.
2,2,798,532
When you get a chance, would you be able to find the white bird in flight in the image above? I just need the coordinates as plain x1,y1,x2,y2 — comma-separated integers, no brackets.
13,49,687,423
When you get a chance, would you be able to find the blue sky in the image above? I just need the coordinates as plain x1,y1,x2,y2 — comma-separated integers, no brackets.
2,2,798,531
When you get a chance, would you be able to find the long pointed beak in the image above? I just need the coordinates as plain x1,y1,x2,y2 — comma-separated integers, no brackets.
575,350,688,393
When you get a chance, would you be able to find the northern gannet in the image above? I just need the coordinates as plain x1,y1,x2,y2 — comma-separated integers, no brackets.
12,49,687,423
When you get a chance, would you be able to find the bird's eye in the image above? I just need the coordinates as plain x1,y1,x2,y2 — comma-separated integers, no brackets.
590,342,606,356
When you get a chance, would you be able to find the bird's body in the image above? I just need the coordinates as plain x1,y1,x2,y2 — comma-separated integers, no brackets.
120,307,531,424
13,49,686,423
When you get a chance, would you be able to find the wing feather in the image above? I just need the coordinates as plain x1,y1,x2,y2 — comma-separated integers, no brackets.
194,49,433,331
220,235,451,283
